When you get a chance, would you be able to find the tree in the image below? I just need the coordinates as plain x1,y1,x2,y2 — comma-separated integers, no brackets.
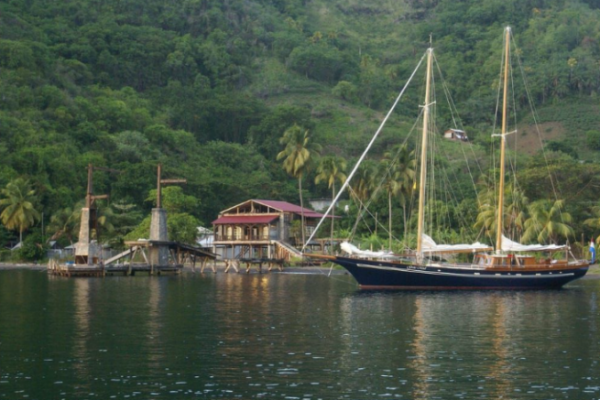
377,145,417,250
505,185,529,240
378,159,401,250
584,205,600,243
47,206,80,245
390,145,416,245
474,179,498,243
522,199,573,244
277,124,321,246
107,200,143,248
0,178,41,245
287,42,344,83
332,81,357,102
315,155,347,240
474,181,529,244
586,130,600,150
349,160,378,234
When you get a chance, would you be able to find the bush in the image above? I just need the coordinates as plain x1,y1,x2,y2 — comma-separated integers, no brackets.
332,81,357,102
18,231,48,262
586,130,600,150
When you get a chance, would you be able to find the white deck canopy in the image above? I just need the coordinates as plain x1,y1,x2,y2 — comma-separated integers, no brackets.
421,234,493,254
501,235,567,252
340,242,396,258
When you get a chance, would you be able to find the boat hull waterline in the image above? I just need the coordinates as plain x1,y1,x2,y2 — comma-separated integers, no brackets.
331,256,589,290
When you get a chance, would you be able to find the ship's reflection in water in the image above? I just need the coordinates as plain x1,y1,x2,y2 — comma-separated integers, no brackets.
0,271,599,399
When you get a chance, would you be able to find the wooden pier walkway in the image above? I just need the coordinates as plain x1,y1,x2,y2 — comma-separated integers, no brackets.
48,240,216,277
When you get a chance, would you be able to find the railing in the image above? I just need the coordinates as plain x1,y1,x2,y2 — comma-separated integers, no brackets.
215,233,271,241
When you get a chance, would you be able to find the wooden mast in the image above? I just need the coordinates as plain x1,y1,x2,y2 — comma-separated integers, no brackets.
416,47,433,256
495,27,511,252
156,163,187,209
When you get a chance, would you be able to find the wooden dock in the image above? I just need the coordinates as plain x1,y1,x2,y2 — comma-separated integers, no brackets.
48,261,183,277
222,258,285,273
48,240,216,277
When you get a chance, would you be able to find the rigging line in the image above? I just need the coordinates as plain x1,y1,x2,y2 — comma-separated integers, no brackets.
510,47,518,173
436,145,475,239
504,46,528,232
510,36,568,229
302,50,428,252
428,75,437,237
349,102,424,243
351,171,390,239
435,124,476,209
511,34,561,203
433,53,485,186
347,186,377,238
491,32,508,212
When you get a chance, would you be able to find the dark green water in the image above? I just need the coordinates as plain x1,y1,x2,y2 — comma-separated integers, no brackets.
1,270,600,399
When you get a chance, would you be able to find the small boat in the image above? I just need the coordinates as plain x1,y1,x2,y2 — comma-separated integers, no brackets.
307,28,589,289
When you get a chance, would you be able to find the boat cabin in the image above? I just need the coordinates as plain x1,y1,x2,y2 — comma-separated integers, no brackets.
475,253,568,269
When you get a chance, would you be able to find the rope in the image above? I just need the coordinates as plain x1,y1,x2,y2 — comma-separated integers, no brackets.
302,51,428,252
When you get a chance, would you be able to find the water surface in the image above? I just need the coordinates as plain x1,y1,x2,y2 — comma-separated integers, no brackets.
1,270,599,399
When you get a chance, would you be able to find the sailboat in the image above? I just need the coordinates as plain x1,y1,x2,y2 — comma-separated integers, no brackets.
307,28,589,289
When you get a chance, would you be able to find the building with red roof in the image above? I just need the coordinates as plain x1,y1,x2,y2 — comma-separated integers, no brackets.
212,199,329,260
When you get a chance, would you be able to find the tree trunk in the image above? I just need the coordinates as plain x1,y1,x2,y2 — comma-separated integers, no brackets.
403,205,407,251
388,192,392,250
330,184,335,241
298,176,305,247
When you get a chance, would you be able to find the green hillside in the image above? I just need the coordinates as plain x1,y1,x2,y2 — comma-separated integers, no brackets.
1,0,600,257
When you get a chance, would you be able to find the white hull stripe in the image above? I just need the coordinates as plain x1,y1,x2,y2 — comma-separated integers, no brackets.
355,263,575,279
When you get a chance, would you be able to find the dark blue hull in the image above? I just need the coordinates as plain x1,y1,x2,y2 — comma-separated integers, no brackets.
334,257,589,289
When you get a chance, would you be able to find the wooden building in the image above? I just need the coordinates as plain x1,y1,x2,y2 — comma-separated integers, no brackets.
443,128,468,141
212,199,329,261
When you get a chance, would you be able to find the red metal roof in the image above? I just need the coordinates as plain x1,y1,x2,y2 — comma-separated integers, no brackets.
252,199,326,218
212,215,279,225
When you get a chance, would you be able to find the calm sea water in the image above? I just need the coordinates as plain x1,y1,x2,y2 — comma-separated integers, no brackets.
1,270,600,399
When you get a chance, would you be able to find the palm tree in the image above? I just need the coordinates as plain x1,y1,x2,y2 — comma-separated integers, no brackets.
48,206,81,245
377,145,416,250
94,202,116,241
505,185,529,240
277,124,321,246
350,160,377,212
315,155,347,240
584,205,600,243
522,199,573,244
0,178,41,245
378,159,401,250
474,176,500,242
348,160,378,237
475,180,529,245
390,145,416,245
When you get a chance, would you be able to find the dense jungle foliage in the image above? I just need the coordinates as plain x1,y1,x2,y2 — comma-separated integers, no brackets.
1,0,600,258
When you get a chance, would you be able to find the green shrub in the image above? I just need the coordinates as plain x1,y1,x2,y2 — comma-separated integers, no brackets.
332,81,357,102
18,232,47,262
586,130,600,150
